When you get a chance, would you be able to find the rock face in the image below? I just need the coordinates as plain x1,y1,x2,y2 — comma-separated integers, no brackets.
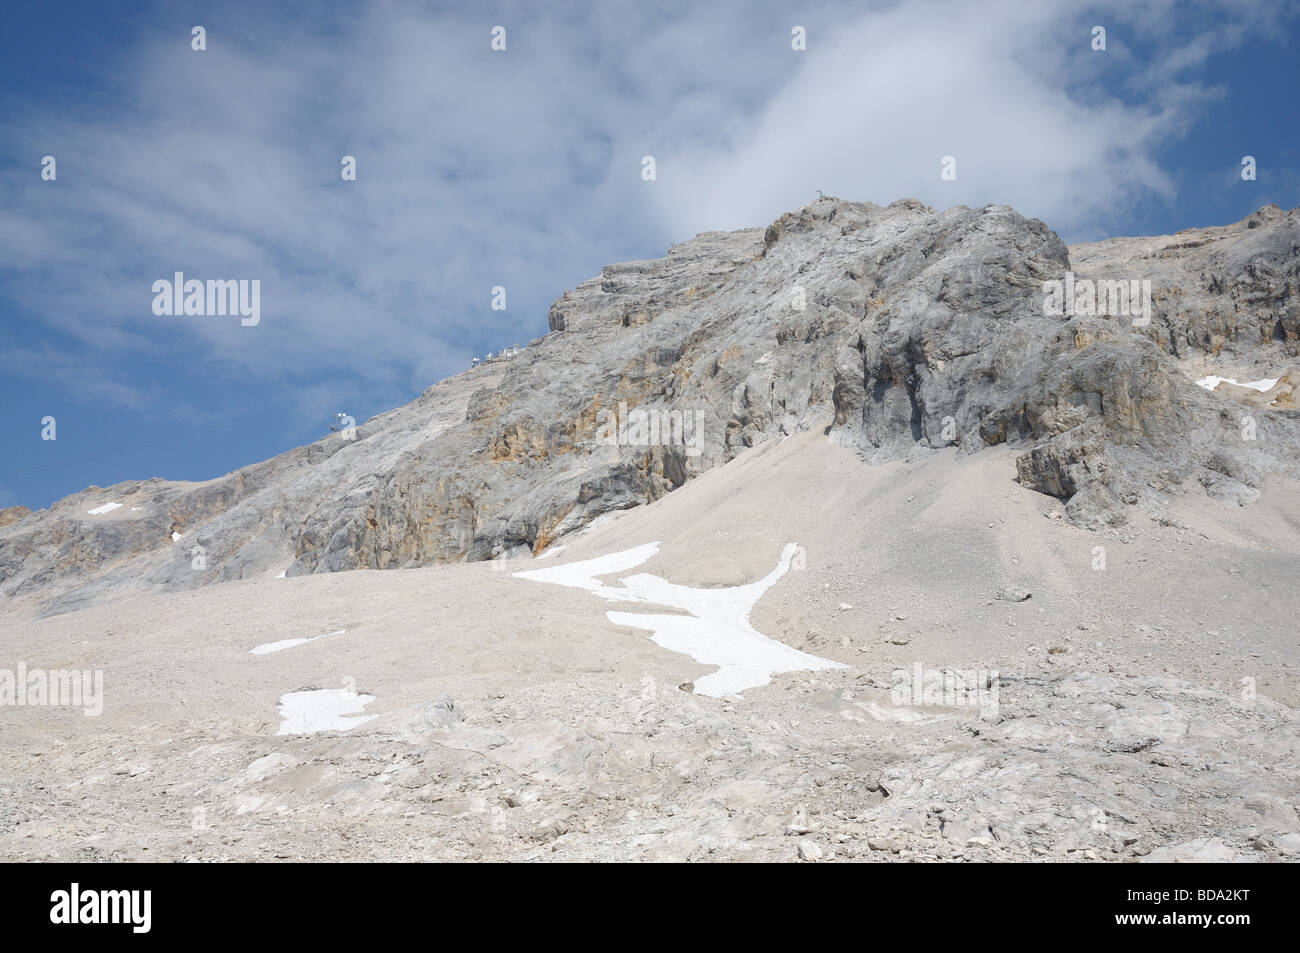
3,198,1298,613
1071,204,1300,367
0,506,30,529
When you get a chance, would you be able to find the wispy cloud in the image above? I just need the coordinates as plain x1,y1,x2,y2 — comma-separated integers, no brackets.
0,0,1291,420
0,345,164,413
648,0,1285,240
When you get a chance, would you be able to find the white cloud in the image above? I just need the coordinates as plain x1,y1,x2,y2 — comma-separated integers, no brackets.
647,0,1262,241
0,0,1288,419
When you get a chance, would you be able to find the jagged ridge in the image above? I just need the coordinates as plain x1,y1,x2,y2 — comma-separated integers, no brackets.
2,197,1298,614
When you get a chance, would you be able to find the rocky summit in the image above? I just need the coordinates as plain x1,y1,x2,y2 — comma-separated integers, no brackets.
3,197,1297,616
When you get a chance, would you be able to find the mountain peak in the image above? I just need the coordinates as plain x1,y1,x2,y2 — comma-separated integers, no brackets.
3,199,1297,615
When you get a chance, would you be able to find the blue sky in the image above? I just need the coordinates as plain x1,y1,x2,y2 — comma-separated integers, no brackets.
1,0,1297,510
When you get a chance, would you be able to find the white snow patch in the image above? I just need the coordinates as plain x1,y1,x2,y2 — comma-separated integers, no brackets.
251,629,345,655
515,542,843,696
515,542,662,596
536,545,566,561
1196,375,1279,392
276,688,377,735
171,531,182,542
87,502,123,515
1244,378,1279,391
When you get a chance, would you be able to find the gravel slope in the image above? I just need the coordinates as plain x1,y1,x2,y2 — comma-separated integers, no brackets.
2,432,1296,862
